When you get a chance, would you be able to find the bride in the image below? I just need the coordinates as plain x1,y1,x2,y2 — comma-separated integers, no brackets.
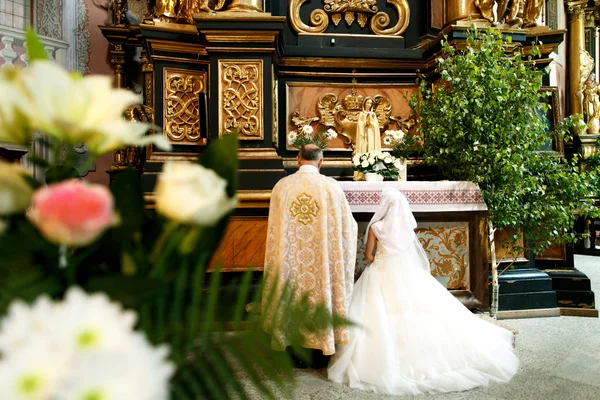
328,189,518,395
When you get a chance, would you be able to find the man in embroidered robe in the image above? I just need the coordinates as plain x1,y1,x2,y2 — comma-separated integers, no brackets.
262,144,358,359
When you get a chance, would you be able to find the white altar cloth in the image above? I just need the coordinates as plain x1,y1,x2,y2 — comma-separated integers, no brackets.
339,181,487,213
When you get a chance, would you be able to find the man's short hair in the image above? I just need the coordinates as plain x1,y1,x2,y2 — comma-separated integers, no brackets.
299,145,323,161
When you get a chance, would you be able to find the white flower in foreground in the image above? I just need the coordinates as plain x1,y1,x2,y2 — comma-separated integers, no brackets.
0,69,33,145
155,162,237,226
0,287,174,400
53,288,137,354
58,337,173,400
16,60,171,155
301,125,313,136
0,162,33,216
0,339,68,400
0,296,55,355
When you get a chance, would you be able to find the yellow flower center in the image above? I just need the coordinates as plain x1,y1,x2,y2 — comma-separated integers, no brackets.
82,389,106,400
77,329,100,348
17,374,42,395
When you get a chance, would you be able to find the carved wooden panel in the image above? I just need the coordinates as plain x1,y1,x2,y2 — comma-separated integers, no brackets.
218,60,264,140
162,68,206,145
210,218,268,271
286,82,417,151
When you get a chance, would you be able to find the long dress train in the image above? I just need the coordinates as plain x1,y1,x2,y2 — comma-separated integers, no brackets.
327,240,519,396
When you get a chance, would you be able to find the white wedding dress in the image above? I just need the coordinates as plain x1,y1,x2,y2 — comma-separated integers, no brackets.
328,190,518,396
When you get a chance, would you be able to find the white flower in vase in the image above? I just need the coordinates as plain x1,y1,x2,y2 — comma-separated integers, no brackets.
368,157,376,165
301,125,314,136
384,156,393,164
287,131,298,145
352,156,360,166
393,130,405,140
394,159,404,169
383,136,393,146
384,130,395,137
361,160,369,168
326,128,337,139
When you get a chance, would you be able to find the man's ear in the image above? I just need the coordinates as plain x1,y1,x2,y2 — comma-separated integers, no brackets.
317,159,323,168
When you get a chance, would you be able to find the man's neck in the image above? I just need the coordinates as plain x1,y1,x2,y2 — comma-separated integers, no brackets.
298,164,320,173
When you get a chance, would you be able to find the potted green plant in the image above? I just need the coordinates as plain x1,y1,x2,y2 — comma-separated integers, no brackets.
412,28,600,317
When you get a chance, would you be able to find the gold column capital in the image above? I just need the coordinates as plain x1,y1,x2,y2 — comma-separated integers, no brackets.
566,1,588,19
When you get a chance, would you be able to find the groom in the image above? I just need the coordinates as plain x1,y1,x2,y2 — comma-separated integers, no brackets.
261,144,357,366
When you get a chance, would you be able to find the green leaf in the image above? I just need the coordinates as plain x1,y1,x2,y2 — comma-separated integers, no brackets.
84,275,165,308
197,132,239,197
110,168,145,237
25,28,48,62
45,165,80,184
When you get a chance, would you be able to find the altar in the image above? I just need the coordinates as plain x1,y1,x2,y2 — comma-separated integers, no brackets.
212,181,490,309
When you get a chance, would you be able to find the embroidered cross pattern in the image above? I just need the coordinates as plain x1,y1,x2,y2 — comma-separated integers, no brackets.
290,192,320,225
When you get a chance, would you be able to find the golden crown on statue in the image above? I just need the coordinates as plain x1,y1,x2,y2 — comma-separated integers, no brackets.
342,87,365,111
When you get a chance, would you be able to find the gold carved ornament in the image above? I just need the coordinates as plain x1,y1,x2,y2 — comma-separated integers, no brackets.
152,0,262,24
291,87,414,148
475,0,546,28
111,104,153,170
289,0,410,37
163,69,206,145
219,61,263,139
290,193,320,225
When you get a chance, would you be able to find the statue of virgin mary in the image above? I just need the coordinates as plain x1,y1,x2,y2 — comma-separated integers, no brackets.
355,97,382,154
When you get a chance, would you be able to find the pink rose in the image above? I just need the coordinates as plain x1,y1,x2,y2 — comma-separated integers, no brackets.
28,180,119,247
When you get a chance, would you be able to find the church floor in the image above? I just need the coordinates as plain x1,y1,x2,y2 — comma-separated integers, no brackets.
244,255,600,400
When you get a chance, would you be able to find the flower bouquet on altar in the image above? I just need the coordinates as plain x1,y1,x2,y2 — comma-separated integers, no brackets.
352,151,404,181
0,31,346,400
383,129,423,161
288,125,338,150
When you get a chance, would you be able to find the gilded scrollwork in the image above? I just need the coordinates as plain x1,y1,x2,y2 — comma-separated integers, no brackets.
111,104,153,170
289,0,410,37
219,60,263,139
163,68,206,145
416,223,469,290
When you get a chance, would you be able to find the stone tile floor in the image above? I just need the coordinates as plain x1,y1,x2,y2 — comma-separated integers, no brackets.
246,255,600,400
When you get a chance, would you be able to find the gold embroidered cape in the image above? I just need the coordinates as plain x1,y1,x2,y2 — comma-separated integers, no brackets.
262,167,358,355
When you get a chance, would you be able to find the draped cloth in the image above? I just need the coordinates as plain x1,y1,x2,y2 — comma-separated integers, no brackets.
262,165,358,355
